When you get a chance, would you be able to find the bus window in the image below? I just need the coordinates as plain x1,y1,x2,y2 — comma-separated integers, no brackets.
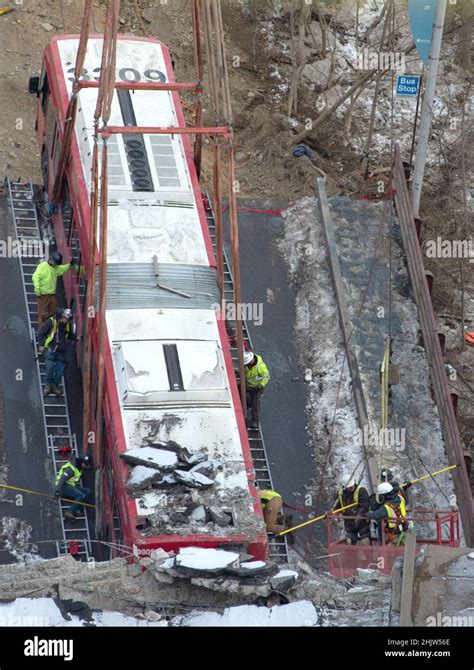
40,70,49,114
45,101,56,154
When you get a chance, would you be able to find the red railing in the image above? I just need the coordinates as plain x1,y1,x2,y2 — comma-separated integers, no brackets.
326,509,460,577
392,145,474,546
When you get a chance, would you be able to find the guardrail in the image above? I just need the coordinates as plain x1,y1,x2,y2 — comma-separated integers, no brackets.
392,144,473,546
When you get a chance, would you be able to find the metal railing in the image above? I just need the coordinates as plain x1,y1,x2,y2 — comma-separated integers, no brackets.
392,145,473,545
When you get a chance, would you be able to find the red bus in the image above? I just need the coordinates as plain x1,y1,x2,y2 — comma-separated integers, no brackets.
30,34,268,560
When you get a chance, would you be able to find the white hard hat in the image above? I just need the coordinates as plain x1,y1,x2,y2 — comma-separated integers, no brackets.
244,351,254,365
344,479,356,488
62,308,73,320
377,482,393,495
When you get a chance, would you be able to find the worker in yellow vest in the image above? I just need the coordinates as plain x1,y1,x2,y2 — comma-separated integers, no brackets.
367,482,407,546
37,309,77,396
243,351,270,429
334,479,370,545
259,489,291,535
32,251,75,327
54,455,91,523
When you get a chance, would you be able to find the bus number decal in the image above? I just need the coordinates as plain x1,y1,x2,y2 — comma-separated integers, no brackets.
67,67,167,83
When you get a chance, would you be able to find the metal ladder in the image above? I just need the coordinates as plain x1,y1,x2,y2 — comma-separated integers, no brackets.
7,178,92,561
203,193,289,563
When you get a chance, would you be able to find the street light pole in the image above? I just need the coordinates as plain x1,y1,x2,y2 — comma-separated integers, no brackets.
411,0,447,217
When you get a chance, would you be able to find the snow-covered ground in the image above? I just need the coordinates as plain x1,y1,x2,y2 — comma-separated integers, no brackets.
279,196,457,528
0,597,319,628
179,600,318,627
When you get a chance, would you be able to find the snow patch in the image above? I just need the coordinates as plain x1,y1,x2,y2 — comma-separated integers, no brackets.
180,601,318,627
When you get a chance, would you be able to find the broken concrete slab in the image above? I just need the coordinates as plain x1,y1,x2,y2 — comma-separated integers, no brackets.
121,447,179,471
226,561,278,579
175,547,240,573
127,466,163,492
151,473,178,487
208,506,232,526
143,439,182,453
179,449,208,467
174,470,214,489
270,569,299,592
190,460,221,477
188,505,208,524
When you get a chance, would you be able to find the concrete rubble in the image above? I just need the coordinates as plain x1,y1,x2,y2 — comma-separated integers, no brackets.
0,545,400,625
121,440,256,535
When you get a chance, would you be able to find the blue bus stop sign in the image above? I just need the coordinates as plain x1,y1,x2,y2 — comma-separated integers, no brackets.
396,75,421,97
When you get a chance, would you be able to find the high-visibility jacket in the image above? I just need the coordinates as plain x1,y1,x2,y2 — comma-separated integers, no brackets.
32,260,71,296
338,484,362,508
43,317,70,351
245,355,270,389
55,462,81,488
384,494,407,531
260,490,282,508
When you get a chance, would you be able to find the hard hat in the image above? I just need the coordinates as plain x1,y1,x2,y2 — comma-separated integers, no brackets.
76,455,91,468
377,482,393,495
380,468,393,482
61,308,73,320
344,479,356,489
50,251,63,264
244,351,254,365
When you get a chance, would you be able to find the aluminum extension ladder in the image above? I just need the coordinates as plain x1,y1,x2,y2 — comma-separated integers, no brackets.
203,193,289,563
7,178,92,561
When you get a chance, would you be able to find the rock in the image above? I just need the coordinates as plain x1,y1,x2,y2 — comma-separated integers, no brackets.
40,22,54,31
188,505,208,523
126,465,162,492
355,568,392,585
307,21,337,51
208,506,232,527
301,57,333,91
141,8,153,23
180,449,207,466
270,569,299,592
126,563,142,578
174,470,214,489
192,460,223,477
149,549,171,563
152,473,178,487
